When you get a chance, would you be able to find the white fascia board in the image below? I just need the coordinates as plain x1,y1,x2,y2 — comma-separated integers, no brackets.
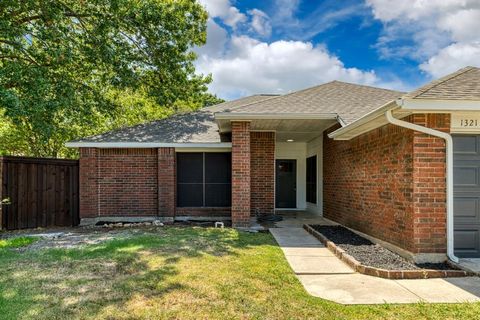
175,147,231,152
398,98,480,110
214,112,338,120
64,142,232,148
327,101,397,140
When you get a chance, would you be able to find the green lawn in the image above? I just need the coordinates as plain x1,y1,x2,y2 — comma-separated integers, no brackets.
0,227,478,320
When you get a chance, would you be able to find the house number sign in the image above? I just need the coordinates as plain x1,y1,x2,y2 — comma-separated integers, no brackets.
451,113,480,133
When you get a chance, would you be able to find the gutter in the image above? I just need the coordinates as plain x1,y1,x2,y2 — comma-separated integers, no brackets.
64,142,232,148
328,101,397,140
214,112,338,120
385,109,458,263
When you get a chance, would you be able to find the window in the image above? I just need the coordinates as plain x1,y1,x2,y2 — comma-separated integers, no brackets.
177,152,231,207
306,155,317,204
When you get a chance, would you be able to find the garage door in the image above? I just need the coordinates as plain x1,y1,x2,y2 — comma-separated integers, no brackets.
453,135,480,257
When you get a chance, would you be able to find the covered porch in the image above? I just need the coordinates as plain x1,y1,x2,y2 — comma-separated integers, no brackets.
216,116,337,228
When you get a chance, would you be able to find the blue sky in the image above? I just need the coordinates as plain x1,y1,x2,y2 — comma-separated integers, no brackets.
195,0,480,100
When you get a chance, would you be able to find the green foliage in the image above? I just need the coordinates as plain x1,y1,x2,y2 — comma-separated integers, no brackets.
0,236,37,248
0,0,223,158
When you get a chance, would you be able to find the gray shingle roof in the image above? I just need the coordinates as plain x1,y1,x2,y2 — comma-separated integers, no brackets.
69,81,404,144
404,66,480,100
221,81,403,125
71,95,276,143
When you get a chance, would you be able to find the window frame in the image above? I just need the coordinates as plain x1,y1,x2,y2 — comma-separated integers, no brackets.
306,155,317,204
176,152,231,208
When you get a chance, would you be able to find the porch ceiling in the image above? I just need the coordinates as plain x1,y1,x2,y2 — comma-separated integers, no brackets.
218,118,338,142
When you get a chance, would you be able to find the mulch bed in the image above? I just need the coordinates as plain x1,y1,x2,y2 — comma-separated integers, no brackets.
310,225,458,271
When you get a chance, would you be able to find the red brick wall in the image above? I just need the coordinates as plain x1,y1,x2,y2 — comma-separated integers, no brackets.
97,148,158,216
412,114,450,254
324,114,450,255
158,148,175,218
324,121,416,251
231,121,251,227
79,148,98,218
176,207,231,217
250,132,275,215
79,147,232,221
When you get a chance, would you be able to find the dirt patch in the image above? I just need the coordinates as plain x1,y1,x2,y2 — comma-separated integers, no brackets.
0,226,164,251
310,225,457,271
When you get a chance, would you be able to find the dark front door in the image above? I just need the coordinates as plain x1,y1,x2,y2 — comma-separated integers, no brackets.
453,135,480,257
276,159,296,208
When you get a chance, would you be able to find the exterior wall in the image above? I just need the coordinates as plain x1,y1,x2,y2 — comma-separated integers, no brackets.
231,121,251,227
275,142,307,209
79,148,98,218
250,132,275,215
412,114,450,254
97,148,158,216
324,122,415,252
323,114,450,257
158,148,175,218
79,147,175,220
176,207,231,217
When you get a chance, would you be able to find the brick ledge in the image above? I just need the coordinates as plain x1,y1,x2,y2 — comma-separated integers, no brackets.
303,224,471,279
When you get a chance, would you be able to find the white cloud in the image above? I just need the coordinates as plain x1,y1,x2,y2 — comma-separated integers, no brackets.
196,36,378,99
367,0,480,77
437,9,480,42
248,9,272,37
197,0,246,28
194,0,388,99
420,42,480,78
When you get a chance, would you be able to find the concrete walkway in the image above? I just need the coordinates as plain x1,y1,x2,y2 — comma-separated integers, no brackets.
270,227,480,304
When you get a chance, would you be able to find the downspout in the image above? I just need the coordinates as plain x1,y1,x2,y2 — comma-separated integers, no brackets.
385,109,458,263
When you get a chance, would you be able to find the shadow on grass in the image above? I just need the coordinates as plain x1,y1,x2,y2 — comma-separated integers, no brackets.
0,227,275,319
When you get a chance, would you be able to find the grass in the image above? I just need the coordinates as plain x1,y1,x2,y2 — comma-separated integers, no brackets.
0,236,37,249
0,227,478,319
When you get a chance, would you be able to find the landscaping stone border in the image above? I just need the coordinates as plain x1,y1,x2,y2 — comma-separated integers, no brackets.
303,224,472,279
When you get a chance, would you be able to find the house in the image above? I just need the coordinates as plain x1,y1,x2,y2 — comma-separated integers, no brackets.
66,66,480,263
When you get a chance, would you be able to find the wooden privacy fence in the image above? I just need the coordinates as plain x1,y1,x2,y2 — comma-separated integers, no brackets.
0,156,79,230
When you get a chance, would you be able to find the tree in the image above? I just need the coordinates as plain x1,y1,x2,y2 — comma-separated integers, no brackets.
0,0,222,158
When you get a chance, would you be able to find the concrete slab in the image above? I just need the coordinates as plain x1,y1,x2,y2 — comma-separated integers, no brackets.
286,255,354,274
396,278,480,303
298,274,421,305
281,246,334,257
271,225,480,305
270,228,323,247
459,258,480,273
272,211,337,228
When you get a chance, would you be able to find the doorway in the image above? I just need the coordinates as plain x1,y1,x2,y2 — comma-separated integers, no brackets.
276,159,297,208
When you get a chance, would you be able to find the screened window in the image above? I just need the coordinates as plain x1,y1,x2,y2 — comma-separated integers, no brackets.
306,155,317,204
177,153,231,207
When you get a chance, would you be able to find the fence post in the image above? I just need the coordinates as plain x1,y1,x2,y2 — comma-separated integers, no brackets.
0,156,3,230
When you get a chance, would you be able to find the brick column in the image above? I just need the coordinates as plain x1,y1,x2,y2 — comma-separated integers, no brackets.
79,148,98,218
412,114,450,255
158,148,176,219
231,121,251,228
251,132,275,215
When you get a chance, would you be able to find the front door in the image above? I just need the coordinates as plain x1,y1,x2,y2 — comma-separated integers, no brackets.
276,159,296,208
453,135,480,257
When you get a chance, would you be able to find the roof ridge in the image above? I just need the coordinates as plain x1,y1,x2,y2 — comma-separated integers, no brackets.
201,94,273,112
407,66,476,99
215,81,403,114
329,80,405,94
214,93,284,113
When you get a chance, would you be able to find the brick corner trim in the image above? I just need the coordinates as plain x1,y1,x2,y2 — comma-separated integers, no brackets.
303,224,471,279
